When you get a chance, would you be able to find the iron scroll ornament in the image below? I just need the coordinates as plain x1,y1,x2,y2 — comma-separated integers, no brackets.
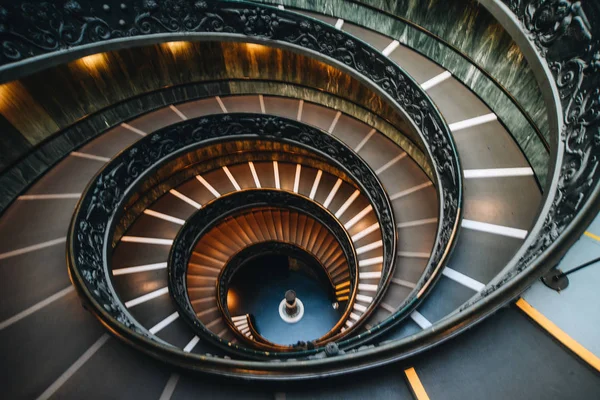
68,113,406,354
8,0,463,341
6,2,463,329
457,0,600,306
168,190,358,355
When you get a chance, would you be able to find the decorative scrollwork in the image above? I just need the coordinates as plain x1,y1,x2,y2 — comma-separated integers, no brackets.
53,0,462,362
460,1,600,309
4,4,460,318
69,113,410,359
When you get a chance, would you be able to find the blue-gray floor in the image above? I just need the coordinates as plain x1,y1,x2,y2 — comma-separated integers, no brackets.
523,213,600,358
228,257,342,345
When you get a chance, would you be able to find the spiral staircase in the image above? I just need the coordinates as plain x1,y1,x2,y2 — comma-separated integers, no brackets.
0,0,599,398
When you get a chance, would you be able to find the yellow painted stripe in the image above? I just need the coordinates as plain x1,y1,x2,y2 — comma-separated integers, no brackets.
404,367,430,400
584,231,600,242
337,296,349,302
335,288,350,296
516,298,600,372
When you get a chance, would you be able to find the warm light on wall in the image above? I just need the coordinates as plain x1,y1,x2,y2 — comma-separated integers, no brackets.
76,53,109,70
227,289,239,310
245,43,268,53
163,41,191,55
0,83,11,110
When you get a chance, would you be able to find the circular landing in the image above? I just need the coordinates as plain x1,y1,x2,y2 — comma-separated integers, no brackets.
227,254,342,345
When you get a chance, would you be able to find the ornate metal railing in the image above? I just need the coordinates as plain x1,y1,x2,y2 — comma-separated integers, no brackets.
69,112,422,360
450,0,600,303
169,190,358,355
0,0,482,377
6,2,462,339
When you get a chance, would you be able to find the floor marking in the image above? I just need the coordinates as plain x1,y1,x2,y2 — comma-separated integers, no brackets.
158,373,180,400
411,311,432,329
328,111,342,133
0,237,66,261
449,113,497,132
391,278,416,288
349,312,361,321
420,70,452,91
248,161,262,188
121,123,147,136
183,335,200,352
196,175,221,197
143,209,185,225
443,267,485,292
120,236,173,245
323,178,343,208
149,312,179,334
125,287,169,308
382,40,400,56
516,298,600,372
358,256,383,267
584,231,600,242
112,262,168,276
375,152,407,175
169,189,201,209
359,271,382,279
215,96,228,113
390,182,433,201
380,302,395,313
354,128,376,153
356,240,383,255
462,219,528,239
356,294,373,303
217,327,230,337
335,190,360,218
351,222,379,242
293,164,301,193
0,286,74,331
345,205,373,230
196,306,219,318
258,94,266,114
223,166,241,191
358,283,378,292
309,170,322,200
398,251,430,259
397,218,437,228
297,99,304,121
18,193,80,200
36,334,110,400
71,152,110,162
353,304,367,314
169,104,188,120
335,18,344,29
404,367,431,400
273,161,281,189
345,320,354,328
464,167,534,179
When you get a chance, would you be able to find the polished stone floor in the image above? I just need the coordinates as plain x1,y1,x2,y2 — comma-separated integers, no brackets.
523,212,600,358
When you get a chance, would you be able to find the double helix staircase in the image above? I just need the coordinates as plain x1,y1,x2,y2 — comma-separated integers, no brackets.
0,1,599,398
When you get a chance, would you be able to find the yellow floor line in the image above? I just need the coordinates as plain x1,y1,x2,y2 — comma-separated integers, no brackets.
584,231,600,242
516,298,600,372
404,367,430,400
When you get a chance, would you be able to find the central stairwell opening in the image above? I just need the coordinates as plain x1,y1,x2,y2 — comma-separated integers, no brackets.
227,251,340,345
